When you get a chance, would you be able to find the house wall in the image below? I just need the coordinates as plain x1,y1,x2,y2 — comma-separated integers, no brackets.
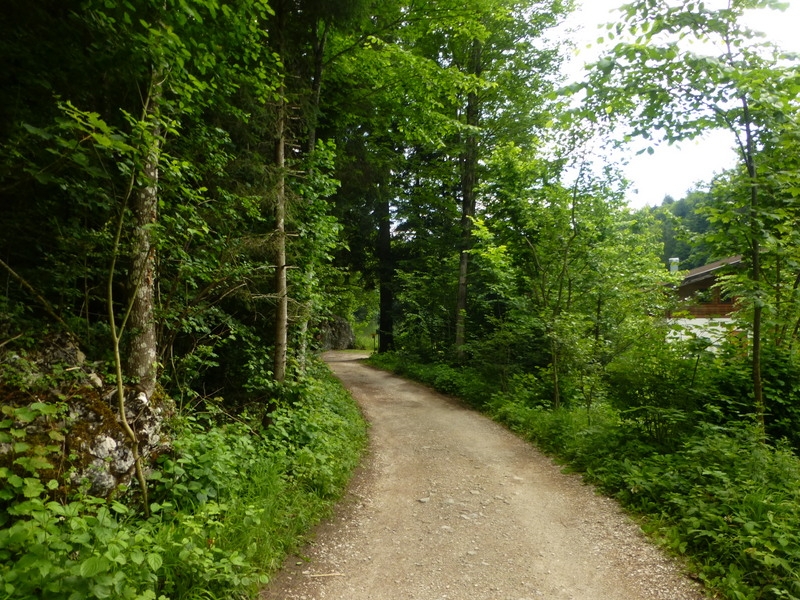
685,302,736,318
678,281,735,318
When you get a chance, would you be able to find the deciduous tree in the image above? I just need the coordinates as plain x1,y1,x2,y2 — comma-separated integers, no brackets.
574,0,800,430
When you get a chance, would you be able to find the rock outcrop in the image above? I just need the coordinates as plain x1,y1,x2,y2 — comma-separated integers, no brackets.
318,316,356,350
0,334,168,498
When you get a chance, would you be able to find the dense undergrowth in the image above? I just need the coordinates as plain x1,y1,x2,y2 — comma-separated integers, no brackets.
369,351,800,600
0,362,367,600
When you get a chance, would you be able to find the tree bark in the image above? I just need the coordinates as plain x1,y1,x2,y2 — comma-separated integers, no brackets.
127,71,162,399
274,84,288,383
377,184,394,353
307,19,329,155
454,39,482,360
296,18,329,370
551,337,561,410
270,0,290,383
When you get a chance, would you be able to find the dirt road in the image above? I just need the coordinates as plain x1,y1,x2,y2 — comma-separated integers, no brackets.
261,352,706,600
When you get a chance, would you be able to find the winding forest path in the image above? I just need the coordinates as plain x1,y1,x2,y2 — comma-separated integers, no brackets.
260,352,706,600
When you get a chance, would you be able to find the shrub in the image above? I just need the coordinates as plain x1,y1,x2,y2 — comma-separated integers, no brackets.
380,352,800,600
611,425,800,599
368,352,494,408
1,361,367,599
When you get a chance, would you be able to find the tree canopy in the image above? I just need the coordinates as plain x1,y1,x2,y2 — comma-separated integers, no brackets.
3,0,800,597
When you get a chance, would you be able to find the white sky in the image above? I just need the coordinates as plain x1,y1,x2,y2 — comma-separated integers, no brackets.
559,0,800,208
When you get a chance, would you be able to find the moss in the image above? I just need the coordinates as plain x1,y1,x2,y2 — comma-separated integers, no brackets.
66,386,120,451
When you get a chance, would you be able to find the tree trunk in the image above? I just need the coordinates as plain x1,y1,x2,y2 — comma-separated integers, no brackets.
307,19,329,155
296,19,329,370
127,72,162,399
274,84,288,383
454,39,482,360
377,184,394,353
741,96,764,434
551,337,561,410
774,255,783,346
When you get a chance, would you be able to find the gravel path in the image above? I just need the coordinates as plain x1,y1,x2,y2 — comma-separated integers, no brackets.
260,352,707,600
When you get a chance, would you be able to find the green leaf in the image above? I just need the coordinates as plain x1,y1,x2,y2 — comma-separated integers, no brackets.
14,407,37,424
30,402,59,416
91,584,112,599
146,553,163,572
110,501,128,515
15,455,54,473
22,477,45,498
79,555,110,578
21,123,53,140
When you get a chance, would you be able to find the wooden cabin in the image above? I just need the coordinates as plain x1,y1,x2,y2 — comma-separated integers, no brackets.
674,255,741,318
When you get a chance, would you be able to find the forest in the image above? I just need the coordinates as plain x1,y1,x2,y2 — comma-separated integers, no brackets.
1,0,800,598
